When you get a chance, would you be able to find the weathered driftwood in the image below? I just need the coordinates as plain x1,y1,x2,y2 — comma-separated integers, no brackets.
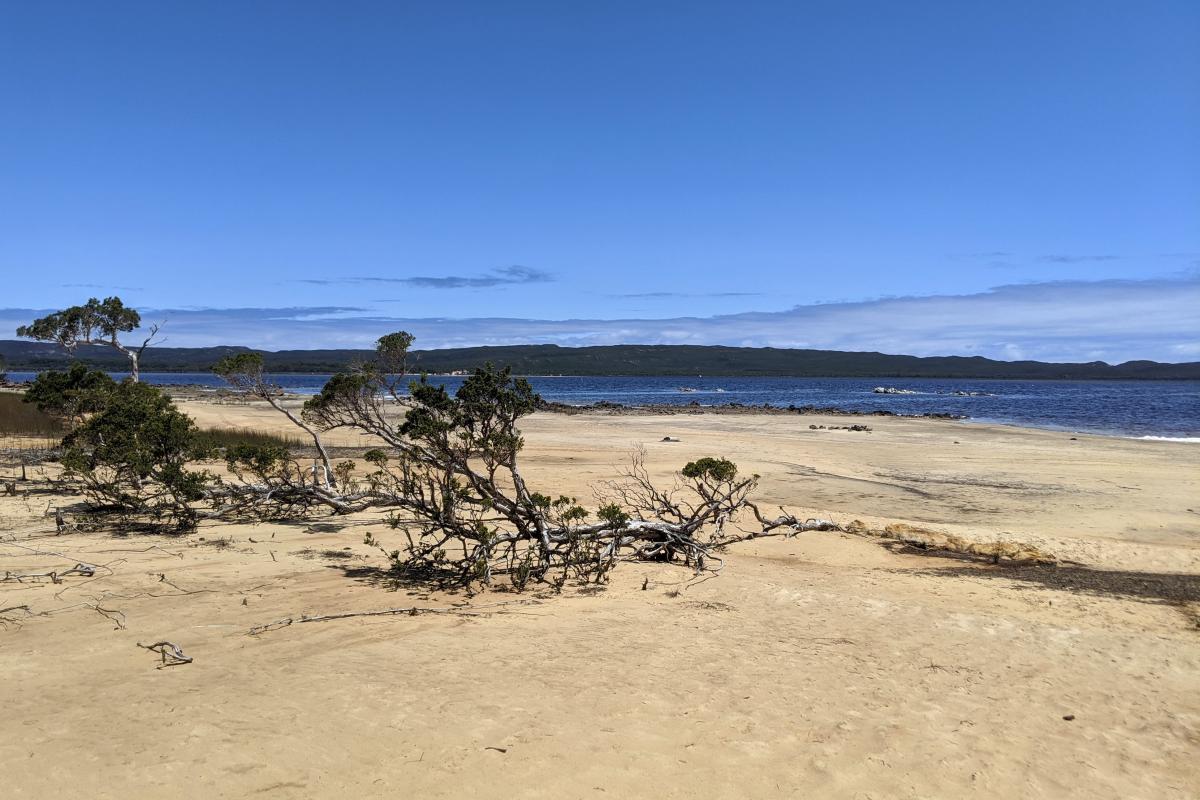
1,562,96,584
137,640,193,667
747,507,841,536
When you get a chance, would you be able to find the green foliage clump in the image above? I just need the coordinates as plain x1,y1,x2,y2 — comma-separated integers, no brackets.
302,372,376,425
16,296,141,349
211,352,268,390
23,363,117,426
374,331,414,375
400,364,539,462
597,503,630,529
59,380,209,527
682,457,738,483
223,441,292,480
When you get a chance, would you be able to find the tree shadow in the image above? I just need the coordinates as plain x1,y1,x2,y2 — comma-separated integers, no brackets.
330,561,594,600
332,562,471,597
911,559,1200,606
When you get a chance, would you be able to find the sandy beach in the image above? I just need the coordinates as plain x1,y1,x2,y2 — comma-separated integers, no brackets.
1,400,1197,798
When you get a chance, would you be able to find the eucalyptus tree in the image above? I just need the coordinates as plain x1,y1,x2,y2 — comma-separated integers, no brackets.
16,296,161,382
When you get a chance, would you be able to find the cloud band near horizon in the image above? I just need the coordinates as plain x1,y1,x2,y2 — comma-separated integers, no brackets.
2,277,1198,365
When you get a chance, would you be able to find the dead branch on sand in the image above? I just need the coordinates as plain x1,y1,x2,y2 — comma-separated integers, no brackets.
35,600,128,629
137,640,193,667
0,604,33,629
247,600,534,636
1,562,96,584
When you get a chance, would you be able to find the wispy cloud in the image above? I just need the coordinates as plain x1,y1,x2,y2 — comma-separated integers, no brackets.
295,265,553,289
613,291,763,298
3,278,1196,363
949,251,1012,259
1037,254,1121,263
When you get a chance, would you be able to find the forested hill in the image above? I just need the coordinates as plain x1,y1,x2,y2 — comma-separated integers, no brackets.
1,340,1197,379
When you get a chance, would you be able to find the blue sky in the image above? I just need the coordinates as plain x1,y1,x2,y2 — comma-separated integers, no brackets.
1,1,1197,361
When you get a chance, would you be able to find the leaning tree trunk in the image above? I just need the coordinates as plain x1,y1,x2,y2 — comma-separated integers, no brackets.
112,340,140,382
127,349,140,383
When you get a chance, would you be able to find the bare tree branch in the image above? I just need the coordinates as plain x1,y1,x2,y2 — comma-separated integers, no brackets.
137,640,192,667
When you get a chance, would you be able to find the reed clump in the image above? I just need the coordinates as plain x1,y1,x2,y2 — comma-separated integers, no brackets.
193,427,307,452
0,391,66,438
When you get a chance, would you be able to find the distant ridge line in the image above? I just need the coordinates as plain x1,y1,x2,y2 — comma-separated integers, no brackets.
1,341,1197,380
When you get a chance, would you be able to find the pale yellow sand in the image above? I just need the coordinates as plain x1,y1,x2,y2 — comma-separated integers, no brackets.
1,402,1197,798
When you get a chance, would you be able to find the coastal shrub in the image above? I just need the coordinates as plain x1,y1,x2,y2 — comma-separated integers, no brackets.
23,363,117,427
681,457,738,483
58,380,210,527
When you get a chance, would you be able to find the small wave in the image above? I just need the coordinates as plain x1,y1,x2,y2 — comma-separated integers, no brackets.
871,387,922,395
1133,436,1200,443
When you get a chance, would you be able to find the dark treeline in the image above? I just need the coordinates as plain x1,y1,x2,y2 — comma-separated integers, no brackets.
2,340,1198,380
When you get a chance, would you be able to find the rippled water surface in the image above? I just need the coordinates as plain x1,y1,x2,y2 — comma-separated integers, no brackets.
9,373,1198,438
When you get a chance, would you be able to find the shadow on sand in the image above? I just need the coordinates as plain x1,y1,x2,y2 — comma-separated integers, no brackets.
332,562,472,596
910,557,1200,606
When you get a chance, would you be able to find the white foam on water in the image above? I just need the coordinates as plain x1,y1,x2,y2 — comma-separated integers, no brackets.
1133,436,1200,443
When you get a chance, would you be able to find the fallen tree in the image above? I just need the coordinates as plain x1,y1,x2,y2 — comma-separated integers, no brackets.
209,333,821,591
